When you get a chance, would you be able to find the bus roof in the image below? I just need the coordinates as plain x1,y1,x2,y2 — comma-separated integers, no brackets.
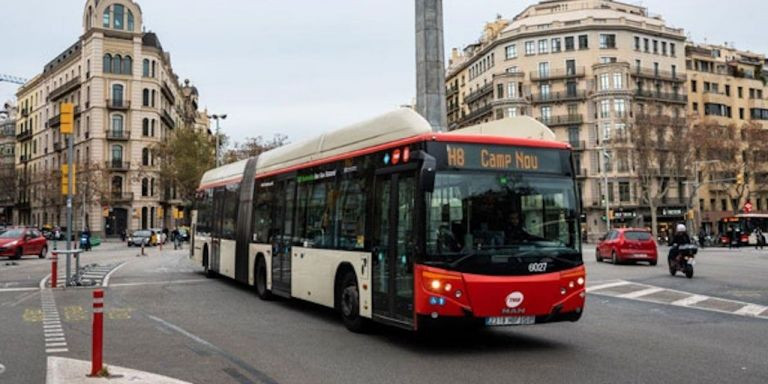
199,108,564,189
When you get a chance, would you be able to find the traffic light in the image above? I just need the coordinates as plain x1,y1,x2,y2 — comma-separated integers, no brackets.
608,209,615,220
687,210,695,220
60,164,76,195
736,173,744,186
60,103,74,135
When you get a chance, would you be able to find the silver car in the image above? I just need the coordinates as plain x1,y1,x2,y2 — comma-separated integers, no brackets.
127,230,152,247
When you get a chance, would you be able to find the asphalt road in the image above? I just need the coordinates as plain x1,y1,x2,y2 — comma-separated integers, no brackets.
0,241,766,384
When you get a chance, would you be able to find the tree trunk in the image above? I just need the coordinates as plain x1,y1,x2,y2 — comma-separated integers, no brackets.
649,200,659,241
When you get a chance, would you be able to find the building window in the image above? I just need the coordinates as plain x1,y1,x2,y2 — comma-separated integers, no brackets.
691,80,697,93
112,145,123,163
143,59,150,77
142,148,150,166
599,74,610,90
507,82,518,98
142,118,149,136
103,54,112,73
151,90,156,107
127,10,134,31
103,6,110,28
540,84,551,99
122,56,132,75
142,178,149,197
565,36,575,51
507,107,518,117
615,99,627,117
670,43,676,56
599,34,616,49
652,40,658,54
497,84,504,99
644,38,649,52
613,73,623,89
540,106,552,122
634,36,640,50
505,44,517,59
142,89,150,106
600,100,611,118
538,39,548,54
525,41,535,55
113,4,124,30
112,84,123,105
112,55,122,74
693,102,698,112
662,42,667,55
619,182,630,202
551,38,561,52
578,35,588,49
151,119,156,136
112,114,124,134
538,62,549,78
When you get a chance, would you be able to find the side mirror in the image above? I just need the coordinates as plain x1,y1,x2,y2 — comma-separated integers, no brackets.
412,150,436,193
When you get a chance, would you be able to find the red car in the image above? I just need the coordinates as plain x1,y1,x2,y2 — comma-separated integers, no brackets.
0,227,48,260
596,228,658,266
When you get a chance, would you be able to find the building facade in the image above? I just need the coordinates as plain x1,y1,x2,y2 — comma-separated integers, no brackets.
0,102,17,224
446,0,690,240
686,43,768,232
14,0,208,236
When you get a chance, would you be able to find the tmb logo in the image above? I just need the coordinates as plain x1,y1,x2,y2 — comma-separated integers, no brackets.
505,291,524,308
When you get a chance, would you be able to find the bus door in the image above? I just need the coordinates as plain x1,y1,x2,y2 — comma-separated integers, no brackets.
271,179,295,296
210,187,226,272
372,170,416,325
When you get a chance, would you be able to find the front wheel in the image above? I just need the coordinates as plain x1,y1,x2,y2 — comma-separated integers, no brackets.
595,250,602,263
39,246,48,259
668,259,676,276
339,271,368,333
685,266,694,279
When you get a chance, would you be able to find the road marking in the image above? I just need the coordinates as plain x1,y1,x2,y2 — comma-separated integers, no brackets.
670,295,709,306
618,287,665,299
45,342,67,347
109,279,210,288
40,289,68,355
46,337,66,342
39,273,50,290
0,287,38,293
45,348,68,354
734,304,768,317
586,280,631,293
0,363,5,375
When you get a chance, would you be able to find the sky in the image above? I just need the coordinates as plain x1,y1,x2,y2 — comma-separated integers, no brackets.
1,0,767,146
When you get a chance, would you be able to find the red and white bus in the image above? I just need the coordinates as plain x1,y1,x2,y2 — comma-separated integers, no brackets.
191,109,585,331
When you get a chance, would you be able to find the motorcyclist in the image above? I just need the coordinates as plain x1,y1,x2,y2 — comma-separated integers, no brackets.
668,223,691,266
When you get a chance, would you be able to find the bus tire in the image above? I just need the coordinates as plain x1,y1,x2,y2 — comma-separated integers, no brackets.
338,269,368,333
255,255,272,300
203,246,215,278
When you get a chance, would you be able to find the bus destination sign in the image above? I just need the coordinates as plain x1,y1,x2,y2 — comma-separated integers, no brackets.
444,144,567,174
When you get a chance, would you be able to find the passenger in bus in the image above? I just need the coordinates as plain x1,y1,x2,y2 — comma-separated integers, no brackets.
504,212,541,243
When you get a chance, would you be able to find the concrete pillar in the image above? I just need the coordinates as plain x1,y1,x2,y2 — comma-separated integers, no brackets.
415,0,448,132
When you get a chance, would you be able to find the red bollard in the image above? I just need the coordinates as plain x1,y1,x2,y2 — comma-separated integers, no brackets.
51,253,58,289
90,289,104,377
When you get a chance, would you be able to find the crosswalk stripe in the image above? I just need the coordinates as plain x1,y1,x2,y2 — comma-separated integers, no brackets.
46,348,68,353
45,342,67,347
618,287,665,299
586,280,631,293
670,295,709,306
734,304,767,316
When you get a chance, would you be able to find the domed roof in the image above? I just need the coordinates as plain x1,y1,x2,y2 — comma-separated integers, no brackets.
142,32,163,50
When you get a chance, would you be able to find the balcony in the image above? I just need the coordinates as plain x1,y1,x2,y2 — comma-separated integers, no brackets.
631,67,686,83
576,168,589,178
19,155,29,163
106,99,131,110
635,90,687,104
21,108,30,118
464,83,493,104
462,104,493,123
106,130,130,140
48,76,81,102
105,161,131,171
16,130,32,141
110,192,134,203
530,90,587,103
16,201,30,211
161,110,176,129
537,114,584,127
569,140,587,150
446,86,459,97
48,114,61,128
161,81,176,104
53,141,62,152
530,66,585,81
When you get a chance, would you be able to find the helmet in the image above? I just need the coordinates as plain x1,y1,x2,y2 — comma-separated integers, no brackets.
676,224,687,233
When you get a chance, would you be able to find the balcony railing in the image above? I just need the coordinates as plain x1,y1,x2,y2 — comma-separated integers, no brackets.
462,104,493,122
464,83,493,104
106,130,130,140
161,81,176,104
530,90,587,103
48,114,60,128
16,130,32,141
53,141,62,152
569,140,587,150
631,67,686,82
110,192,134,203
530,66,585,81
48,76,81,101
16,201,30,211
106,99,131,110
161,110,176,129
105,161,131,171
635,90,688,104
21,108,30,118
19,155,29,163
537,114,584,126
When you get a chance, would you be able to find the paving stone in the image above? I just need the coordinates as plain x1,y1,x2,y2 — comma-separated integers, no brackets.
640,289,691,304
591,283,648,296
692,298,746,313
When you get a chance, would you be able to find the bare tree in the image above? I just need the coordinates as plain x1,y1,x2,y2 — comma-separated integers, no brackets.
629,107,692,239
222,134,288,164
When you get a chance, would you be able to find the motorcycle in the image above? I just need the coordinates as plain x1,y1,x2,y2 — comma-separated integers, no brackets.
669,244,697,278
80,234,91,251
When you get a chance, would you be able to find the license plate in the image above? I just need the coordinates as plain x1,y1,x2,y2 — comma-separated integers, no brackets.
485,316,536,326
687,259,696,265
633,254,646,257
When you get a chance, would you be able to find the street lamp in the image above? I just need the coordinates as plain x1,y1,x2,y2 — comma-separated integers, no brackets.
209,114,227,167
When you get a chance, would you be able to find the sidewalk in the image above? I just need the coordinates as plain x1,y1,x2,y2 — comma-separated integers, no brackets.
47,357,193,384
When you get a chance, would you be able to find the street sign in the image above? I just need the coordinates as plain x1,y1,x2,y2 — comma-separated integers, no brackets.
744,202,753,213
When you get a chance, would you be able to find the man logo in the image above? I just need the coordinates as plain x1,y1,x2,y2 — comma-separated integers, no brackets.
505,291,524,308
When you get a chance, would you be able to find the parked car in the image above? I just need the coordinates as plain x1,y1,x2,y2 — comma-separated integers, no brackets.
596,228,658,266
177,228,190,242
127,230,153,247
0,227,49,260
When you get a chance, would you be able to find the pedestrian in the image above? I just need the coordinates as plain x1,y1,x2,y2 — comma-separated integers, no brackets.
755,228,765,250
120,229,126,242
172,227,181,250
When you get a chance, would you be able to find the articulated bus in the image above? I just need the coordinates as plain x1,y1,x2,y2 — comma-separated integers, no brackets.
191,109,585,332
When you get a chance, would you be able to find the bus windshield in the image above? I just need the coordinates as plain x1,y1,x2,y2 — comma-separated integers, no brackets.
425,171,581,275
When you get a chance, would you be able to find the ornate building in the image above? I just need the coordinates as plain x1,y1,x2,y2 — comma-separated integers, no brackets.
0,102,17,224
14,0,209,236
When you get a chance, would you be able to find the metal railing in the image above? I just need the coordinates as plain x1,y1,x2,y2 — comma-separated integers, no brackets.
632,67,686,82
537,114,584,126
106,130,130,140
530,90,587,103
530,66,585,81
105,161,131,171
635,90,687,104
464,83,493,104
106,99,131,110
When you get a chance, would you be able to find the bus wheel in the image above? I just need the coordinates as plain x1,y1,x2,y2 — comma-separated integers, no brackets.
255,256,272,300
339,271,367,333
